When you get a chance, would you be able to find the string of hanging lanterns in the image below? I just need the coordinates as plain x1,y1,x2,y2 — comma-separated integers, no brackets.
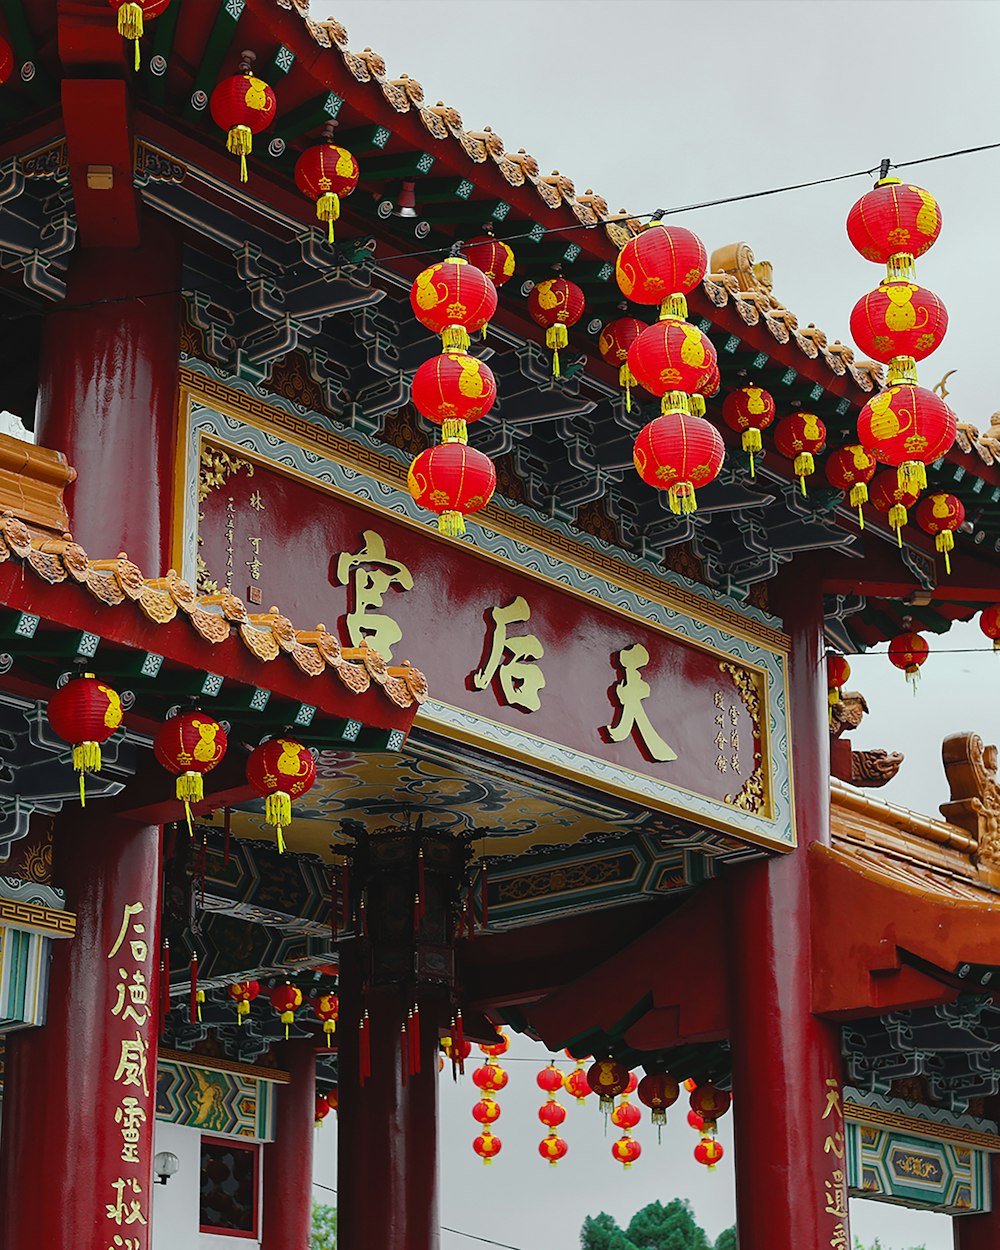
537,1061,569,1167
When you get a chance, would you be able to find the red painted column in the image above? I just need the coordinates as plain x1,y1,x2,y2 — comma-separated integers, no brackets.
260,1040,317,1250
0,815,162,1250
726,573,851,1250
953,1098,1000,1247
34,210,181,573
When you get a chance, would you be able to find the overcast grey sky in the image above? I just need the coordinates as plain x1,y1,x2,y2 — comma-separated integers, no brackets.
313,2,1000,1246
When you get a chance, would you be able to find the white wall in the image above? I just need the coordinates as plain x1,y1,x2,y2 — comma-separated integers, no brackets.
151,1120,261,1250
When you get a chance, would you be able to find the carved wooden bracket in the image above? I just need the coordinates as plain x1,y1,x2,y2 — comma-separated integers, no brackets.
940,732,1000,864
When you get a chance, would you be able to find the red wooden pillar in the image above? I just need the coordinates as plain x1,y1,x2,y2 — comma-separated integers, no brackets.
34,210,181,573
260,1040,317,1250
953,1099,1000,1247
0,816,162,1250
726,575,851,1249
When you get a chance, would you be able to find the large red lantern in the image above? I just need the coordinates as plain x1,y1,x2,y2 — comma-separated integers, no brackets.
269,982,303,1040
246,737,316,854
464,235,516,286
407,442,496,536
857,384,956,494
472,1062,509,1094
615,223,708,317
294,142,360,243
915,492,965,574
627,319,718,410
599,317,646,411
587,1059,631,1113
154,711,227,828
209,66,278,183
689,1082,731,1132
611,1135,642,1170
722,385,776,476
539,1132,568,1167
850,281,948,367
537,1064,565,1095
694,1136,725,1170
411,257,498,351
888,630,929,687
979,606,1000,653
0,36,13,85
825,444,877,527
108,0,171,69
870,468,920,545
538,1099,566,1129
637,1072,679,1129
774,413,826,495
611,1100,641,1131
472,1097,501,1125
313,993,339,1047
227,979,259,1026
633,412,725,515
473,1128,502,1165
47,674,124,804
847,179,942,273
565,1065,592,1105
528,277,585,377
411,352,497,444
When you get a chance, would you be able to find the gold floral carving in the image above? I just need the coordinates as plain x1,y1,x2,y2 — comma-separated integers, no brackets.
198,445,254,502
719,660,767,815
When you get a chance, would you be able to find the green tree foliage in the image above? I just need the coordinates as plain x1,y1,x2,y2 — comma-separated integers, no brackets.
580,1212,636,1250
310,1202,337,1249
581,1200,721,1250
714,1227,737,1250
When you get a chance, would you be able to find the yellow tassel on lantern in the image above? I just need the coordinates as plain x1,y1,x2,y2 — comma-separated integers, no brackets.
659,294,688,320
906,665,921,691
794,453,814,495
73,740,101,806
620,364,635,412
316,191,340,244
886,252,916,283
265,791,291,854
886,355,918,386
176,771,204,836
690,395,706,418
850,482,869,529
898,461,927,494
742,428,762,478
196,988,205,1023
227,125,253,183
888,503,908,545
936,530,955,575
324,1019,336,1048
442,325,470,351
441,419,468,444
281,1010,293,1040
546,323,568,377
117,2,144,71
438,510,466,537
668,482,698,515
237,999,250,1026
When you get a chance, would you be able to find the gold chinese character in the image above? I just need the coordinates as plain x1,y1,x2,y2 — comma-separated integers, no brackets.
114,1034,149,1096
105,1177,147,1227
714,711,724,727
824,1171,848,1219
336,530,414,661
108,903,146,962
108,1238,141,1250
729,704,740,725
115,1097,147,1165
823,1078,843,1122
604,644,678,763
731,753,740,773
714,731,726,750
823,1128,845,1160
730,728,739,750
111,969,150,1028
715,754,728,773
830,1222,849,1250
713,690,725,710
249,491,265,512
472,597,546,712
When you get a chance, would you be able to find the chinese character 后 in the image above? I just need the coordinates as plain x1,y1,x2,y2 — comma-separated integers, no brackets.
471,597,546,712
249,490,265,513
604,644,678,763
114,1034,149,1096
105,1177,147,1227
108,903,146,963
115,1097,147,1165
336,530,414,661
111,969,150,1028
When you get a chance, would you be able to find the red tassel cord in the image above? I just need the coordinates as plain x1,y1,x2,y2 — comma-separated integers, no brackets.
401,1021,408,1087
189,952,199,1025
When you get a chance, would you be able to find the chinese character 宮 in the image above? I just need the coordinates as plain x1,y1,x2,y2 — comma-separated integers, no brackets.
472,597,546,712
605,644,677,763
336,530,414,661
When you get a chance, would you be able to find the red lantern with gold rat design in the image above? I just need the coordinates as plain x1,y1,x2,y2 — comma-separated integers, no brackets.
915,492,965,574
637,1072,679,1129
472,1062,509,1095
227,979,259,1026
847,179,942,272
633,411,725,515
827,655,851,715
108,0,171,69
857,384,956,494
294,140,360,243
539,1132,568,1167
314,1092,331,1127
599,317,646,411
411,257,498,351
0,36,13,84
538,1099,566,1130
850,281,948,367
615,222,708,318
888,630,929,688
246,737,316,855
870,468,920,547
587,1059,631,1113
980,606,1000,653
722,385,776,476
536,1064,564,1095
479,1031,510,1058
269,982,302,1040
209,61,277,183
411,352,497,444
528,277,585,377
47,674,124,804
695,1136,725,1170
464,234,516,287
689,1082,731,1133
313,993,339,1048
611,1100,641,1131
627,319,718,412
472,1097,501,1126
825,444,877,528
773,412,826,495
473,1129,502,1165
154,711,227,831
408,442,496,537
612,1135,642,1170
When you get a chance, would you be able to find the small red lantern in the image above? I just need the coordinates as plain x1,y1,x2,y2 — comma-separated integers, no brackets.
442,1034,473,1065
615,223,708,317
246,737,316,854
888,630,929,688
0,36,13,85
108,0,171,70
473,1128,502,1165
827,654,851,712
633,412,725,515
857,384,956,494
637,1072,679,1129
314,1092,331,1127
915,492,965,574
268,982,303,1039
980,606,1000,653
628,319,718,410
528,277,585,377
611,1100,641,1131
565,1066,592,1105
722,385,776,476
599,317,646,411
407,442,496,536
472,1062,509,1094
774,413,826,495
411,352,497,444
850,281,948,368
209,65,278,183
539,1132,568,1167
847,179,942,272
611,1135,642,1170
825,444,878,528
411,257,498,351
625,1072,638,1095
538,1099,567,1129
479,1030,510,1057
464,235,515,286
227,979,260,1026
870,468,920,546
537,1064,565,1095
473,1097,502,1125
687,1109,705,1132
694,1135,725,1171
313,993,339,1047
689,1082,731,1132
294,142,360,243
47,674,124,804
154,711,227,829
587,1059,631,1112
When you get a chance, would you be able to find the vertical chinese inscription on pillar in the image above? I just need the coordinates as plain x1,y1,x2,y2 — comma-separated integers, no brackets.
821,1076,849,1248
335,530,414,661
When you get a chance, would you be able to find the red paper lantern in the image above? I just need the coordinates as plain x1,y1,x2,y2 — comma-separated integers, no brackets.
774,413,827,495
825,444,878,527
314,1093,331,1127
407,442,496,536
628,319,718,410
472,1097,502,1126
411,257,498,351
827,654,851,710
313,993,339,1047
637,1072,679,1128
0,36,14,85
227,979,260,1026
269,982,303,1039
888,631,929,687
538,1100,567,1128
611,1100,641,1131
847,179,942,272
633,412,725,515
979,606,1000,653
689,1082,731,1132
615,223,708,317
246,737,316,854
464,235,516,286
537,1064,565,1094
587,1059,631,1112
108,0,171,70
473,1128,502,1165
411,351,497,444
857,385,956,495
625,1072,638,1095
47,674,124,803
694,1135,725,1170
722,385,776,476
209,69,277,183
700,358,721,402
328,1087,338,1116
539,1132,568,1167
611,1135,642,1170
850,281,948,367
599,317,646,411
528,277,585,377
915,491,965,574
479,1031,510,1057
565,1066,592,1105
687,1109,705,1132
472,1062,508,1094
154,711,227,828
870,468,920,545
294,143,360,243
